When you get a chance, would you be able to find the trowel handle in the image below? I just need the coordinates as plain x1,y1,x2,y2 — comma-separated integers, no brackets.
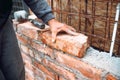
30,19,45,29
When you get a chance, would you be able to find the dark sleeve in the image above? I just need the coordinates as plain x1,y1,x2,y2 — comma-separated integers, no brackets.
24,0,55,23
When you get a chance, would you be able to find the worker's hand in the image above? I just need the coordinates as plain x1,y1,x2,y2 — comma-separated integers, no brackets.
48,19,79,42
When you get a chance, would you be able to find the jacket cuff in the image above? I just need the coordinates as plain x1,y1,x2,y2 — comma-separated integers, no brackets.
41,13,55,24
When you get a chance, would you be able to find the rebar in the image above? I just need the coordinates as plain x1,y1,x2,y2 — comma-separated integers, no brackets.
49,0,120,55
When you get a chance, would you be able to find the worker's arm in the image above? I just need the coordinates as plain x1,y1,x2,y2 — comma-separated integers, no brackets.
24,0,54,24
24,0,78,42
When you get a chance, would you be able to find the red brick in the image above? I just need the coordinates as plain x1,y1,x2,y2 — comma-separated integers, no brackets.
46,76,54,80
42,59,76,80
29,49,35,57
24,61,33,72
106,74,117,80
16,33,28,45
55,51,102,80
32,66,45,80
21,53,33,70
34,52,43,62
17,22,40,40
55,75,59,80
39,31,89,57
21,52,32,63
20,44,29,54
33,61,57,79
59,76,66,80
21,53,34,80
25,68,34,80
31,41,54,58
25,71,34,80
20,43,35,58
46,75,59,80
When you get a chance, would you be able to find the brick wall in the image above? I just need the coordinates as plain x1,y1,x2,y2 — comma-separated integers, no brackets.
13,21,119,80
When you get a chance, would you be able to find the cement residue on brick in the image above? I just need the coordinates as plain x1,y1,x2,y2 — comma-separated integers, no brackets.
82,47,120,77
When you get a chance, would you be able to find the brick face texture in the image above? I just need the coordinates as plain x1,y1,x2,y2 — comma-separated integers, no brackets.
13,21,119,80
39,31,88,57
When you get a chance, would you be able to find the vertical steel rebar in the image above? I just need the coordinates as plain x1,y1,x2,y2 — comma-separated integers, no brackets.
84,0,88,32
104,2,109,51
60,0,62,22
91,0,95,45
79,0,81,31
68,0,72,25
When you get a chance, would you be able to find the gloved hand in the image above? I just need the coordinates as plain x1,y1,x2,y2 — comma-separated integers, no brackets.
48,19,79,42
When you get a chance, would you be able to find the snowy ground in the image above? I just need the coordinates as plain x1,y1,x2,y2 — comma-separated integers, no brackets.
82,47,120,77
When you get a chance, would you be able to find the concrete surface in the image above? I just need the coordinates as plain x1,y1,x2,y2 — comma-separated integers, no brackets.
82,47,120,77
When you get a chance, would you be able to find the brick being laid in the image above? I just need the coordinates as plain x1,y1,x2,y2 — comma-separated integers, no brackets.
39,30,89,58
